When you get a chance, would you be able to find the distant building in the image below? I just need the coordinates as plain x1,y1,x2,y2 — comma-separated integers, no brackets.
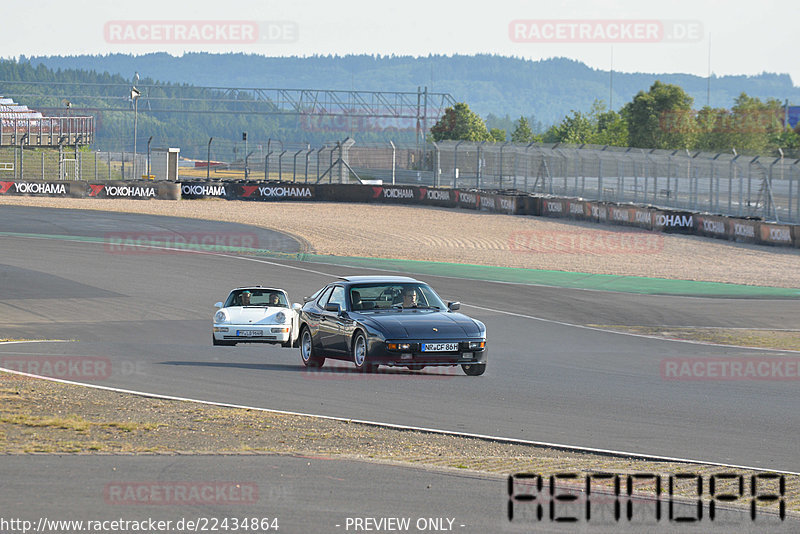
0,96,93,146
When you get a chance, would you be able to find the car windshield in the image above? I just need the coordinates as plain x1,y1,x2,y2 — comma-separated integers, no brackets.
349,283,445,311
225,289,287,307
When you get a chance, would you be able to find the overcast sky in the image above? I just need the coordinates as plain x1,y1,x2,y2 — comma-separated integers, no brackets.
2,0,797,84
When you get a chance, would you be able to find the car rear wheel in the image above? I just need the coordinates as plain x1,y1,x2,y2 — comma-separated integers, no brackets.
352,332,376,373
300,326,325,368
461,363,486,376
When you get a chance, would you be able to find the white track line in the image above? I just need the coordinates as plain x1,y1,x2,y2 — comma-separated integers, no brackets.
460,303,800,354
1,347,798,476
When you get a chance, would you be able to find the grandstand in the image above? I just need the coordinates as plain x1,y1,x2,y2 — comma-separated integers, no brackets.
0,96,93,146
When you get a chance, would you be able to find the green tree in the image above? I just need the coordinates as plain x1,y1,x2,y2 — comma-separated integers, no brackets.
546,110,596,144
728,93,784,154
621,81,694,149
489,128,506,142
594,109,629,146
511,116,535,143
429,102,492,142
693,95,788,155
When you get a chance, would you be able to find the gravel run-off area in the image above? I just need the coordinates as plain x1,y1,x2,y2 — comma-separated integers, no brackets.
1,196,799,288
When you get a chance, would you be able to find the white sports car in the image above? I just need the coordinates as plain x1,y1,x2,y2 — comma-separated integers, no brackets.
212,286,301,347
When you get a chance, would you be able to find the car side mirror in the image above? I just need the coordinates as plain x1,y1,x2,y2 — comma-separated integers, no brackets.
214,302,224,309
292,303,302,311
324,303,341,314
447,301,461,311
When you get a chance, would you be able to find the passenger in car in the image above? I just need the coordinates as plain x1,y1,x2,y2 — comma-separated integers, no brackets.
351,290,362,310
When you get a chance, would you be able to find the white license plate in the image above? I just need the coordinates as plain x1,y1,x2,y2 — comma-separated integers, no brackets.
236,330,262,337
421,342,459,352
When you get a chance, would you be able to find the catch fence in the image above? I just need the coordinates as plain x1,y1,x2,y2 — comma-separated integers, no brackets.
2,141,797,224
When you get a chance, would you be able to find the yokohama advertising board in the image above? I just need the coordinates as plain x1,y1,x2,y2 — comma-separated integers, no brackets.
0,181,72,197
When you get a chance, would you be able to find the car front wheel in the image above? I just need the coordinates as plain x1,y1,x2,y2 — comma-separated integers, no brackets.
352,332,376,373
461,363,486,376
300,326,325,368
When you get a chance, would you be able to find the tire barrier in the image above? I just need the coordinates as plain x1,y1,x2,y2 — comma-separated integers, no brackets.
2,179,798,248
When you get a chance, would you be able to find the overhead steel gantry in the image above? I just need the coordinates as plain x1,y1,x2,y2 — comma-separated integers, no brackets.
0,80,458,143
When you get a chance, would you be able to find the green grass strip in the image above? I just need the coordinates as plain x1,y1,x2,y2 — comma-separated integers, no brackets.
2,231,797,298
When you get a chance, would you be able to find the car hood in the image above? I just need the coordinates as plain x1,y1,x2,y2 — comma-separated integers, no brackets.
221,306,289,325
360,310,481,339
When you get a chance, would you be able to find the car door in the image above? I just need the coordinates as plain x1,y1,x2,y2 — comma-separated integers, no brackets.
303,286,331,347
318,285,348,354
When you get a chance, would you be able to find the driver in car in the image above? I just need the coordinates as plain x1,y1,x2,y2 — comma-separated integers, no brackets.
402,287,419,308
269,293,281,306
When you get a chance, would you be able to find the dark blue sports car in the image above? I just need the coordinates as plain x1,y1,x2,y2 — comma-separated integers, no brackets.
297,276,487,375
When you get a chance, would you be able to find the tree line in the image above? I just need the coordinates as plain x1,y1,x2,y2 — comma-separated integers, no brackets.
3,58,798,159
431,81,800,157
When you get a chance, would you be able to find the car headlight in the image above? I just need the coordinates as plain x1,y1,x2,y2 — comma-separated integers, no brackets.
214,310,228,323
275,311,287,323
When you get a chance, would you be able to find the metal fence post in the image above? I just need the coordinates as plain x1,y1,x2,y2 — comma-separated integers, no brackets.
389,141,396,185
790,159,800,222
767,157,780,222
747,156,757,215
432,142,440,188
454,140,463,188
788,157,796,222
278,150,287,182
292,149,303,182
305,146,312,183
316,146,324,182
512,148,518,190
499,142,508,189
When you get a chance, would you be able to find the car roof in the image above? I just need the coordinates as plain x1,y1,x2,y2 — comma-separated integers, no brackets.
337,276,421,284
230,286,287,293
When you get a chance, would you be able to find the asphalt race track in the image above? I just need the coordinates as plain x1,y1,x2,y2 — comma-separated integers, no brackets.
1,205,799,532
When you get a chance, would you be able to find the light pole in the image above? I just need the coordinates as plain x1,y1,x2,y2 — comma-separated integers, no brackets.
207,137,214,180
146,136,153,178
131,73,141,180
242,132,248,179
